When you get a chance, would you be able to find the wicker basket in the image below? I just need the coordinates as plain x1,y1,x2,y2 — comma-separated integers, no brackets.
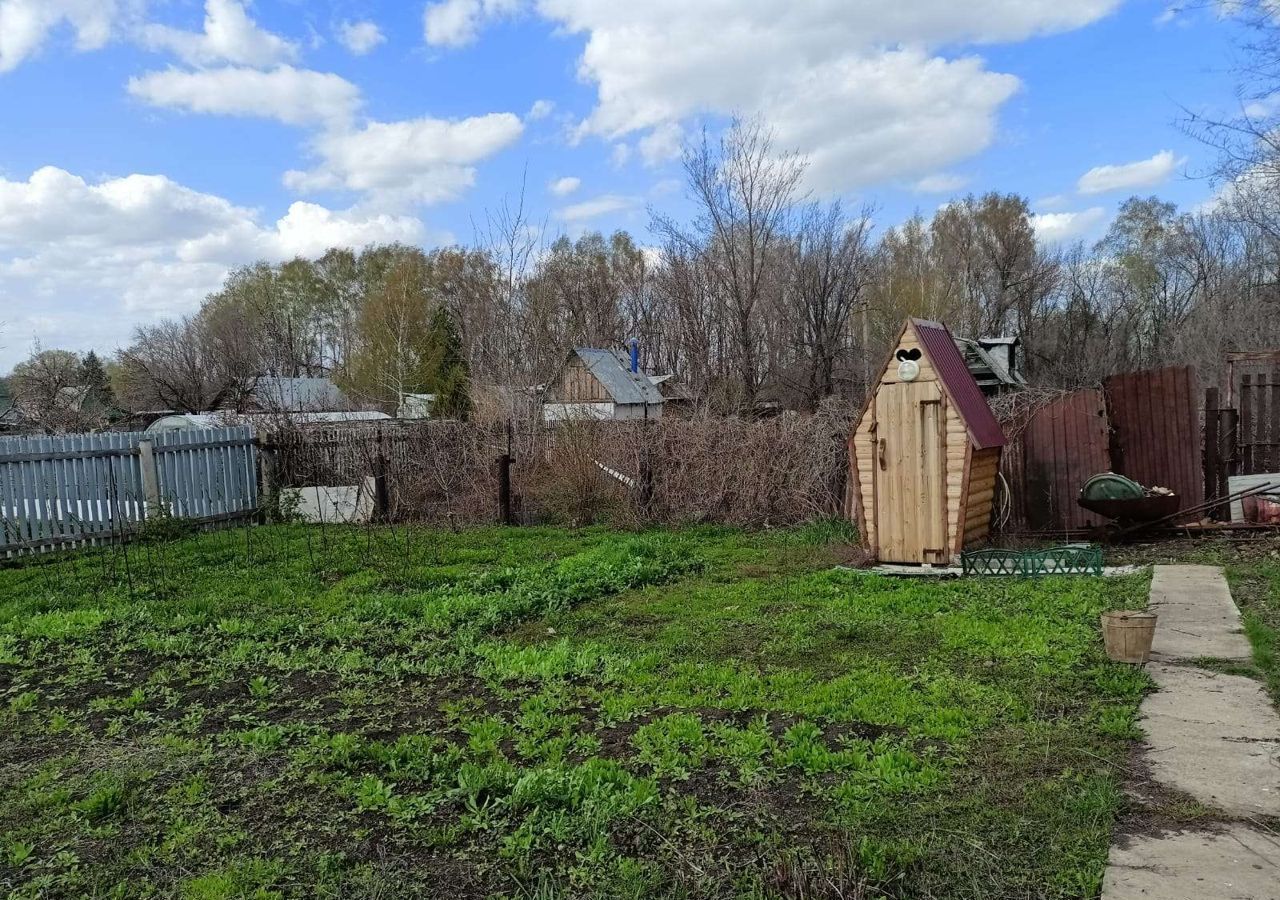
1101,610,1158,664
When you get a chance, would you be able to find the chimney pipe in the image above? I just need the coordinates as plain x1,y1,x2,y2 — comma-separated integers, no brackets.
629,338,639,374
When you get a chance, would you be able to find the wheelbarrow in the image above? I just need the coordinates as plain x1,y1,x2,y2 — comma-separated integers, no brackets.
1078,473,1181,532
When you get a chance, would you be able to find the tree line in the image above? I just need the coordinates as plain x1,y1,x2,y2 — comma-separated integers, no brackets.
110,121,1280,418
9,3,1280,431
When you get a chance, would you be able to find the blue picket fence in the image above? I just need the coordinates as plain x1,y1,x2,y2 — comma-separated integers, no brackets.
0,426,258,556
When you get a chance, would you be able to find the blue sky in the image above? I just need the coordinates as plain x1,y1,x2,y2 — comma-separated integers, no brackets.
0,0,1252,369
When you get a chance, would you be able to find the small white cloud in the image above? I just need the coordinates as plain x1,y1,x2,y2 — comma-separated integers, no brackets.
527,99,555,120
1034,193,1070,210
0,0,125,73
1032,207,1109,243
336,20,384,56
912,173,969,194
555,194,638,223
638,122,683,167
1077,150,1183,195
423,0,520,48
286,112,525,207
610,143,633,168
548,176,581,197
141,0,298,68
127,65,362,127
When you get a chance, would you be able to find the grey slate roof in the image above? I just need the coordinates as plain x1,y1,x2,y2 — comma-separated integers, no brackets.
249,376,347,411
574,348,665,405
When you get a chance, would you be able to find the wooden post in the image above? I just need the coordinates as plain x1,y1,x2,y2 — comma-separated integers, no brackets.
373,426,389,521
138,439,162,519
496,421,515,526
1241,374,1254,475
497,454,512,525
1205,387,1221,519
257,444,277,525
1221,406,1239,479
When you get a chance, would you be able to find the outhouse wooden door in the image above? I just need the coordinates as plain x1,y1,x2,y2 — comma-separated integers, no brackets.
873,380,947,563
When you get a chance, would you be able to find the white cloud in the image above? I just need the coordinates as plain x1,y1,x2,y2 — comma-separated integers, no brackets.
423,0,520,47
1034,193,1070,210
0,166,426,367
128,65,362,126
1031,206,1108,243
637,122,683,166
913,173,969,193
610,143,633,167
432,0,1118,194
527,98,555,120
548,176,581,197
141,0,296,67
555,194,639,223
285,113,525,206
1077,150,1183,195
0,0,131,73
336,19,385,56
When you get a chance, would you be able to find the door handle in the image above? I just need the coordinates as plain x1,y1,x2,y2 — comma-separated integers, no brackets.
878,438,887,470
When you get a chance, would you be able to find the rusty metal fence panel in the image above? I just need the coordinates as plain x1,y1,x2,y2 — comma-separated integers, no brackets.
1103,366,1202,508
1002,389,1112,532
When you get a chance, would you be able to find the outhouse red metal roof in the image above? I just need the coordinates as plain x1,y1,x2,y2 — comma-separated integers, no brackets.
912,318,1007,449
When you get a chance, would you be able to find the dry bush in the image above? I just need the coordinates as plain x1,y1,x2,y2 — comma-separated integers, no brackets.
527,402,852,527
987,386,1076,442
268,407,852,528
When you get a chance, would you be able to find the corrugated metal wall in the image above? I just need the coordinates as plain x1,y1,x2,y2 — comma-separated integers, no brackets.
999,366,1203,533
1104,366,1203,508
1002,390,1112,532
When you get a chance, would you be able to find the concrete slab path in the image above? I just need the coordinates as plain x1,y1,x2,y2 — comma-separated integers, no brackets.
1103,565,1280,900
1105,826,1280,900
1149,565,1253,662
1141,663,1280,818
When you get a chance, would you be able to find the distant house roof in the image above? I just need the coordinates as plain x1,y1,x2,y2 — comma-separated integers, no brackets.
247,376,347,411
147,410,390,434
912,319,1006,449
571,348,665,406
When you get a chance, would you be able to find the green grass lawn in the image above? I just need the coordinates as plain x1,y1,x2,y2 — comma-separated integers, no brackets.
0,524,1151,899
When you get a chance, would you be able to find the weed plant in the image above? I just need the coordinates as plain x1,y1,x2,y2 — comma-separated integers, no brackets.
0,522,1152,898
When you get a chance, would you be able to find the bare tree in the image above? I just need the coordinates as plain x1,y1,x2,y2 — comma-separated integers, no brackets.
654,117,807,412
8,344,105,432
117,319,225,414
474,171,546,392
784,201,876,408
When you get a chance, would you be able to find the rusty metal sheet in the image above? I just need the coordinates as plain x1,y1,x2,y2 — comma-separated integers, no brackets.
1103,366,1203,508
1014,389,1112,532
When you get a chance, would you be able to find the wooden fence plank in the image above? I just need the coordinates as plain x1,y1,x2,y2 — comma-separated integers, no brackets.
0,426,258,557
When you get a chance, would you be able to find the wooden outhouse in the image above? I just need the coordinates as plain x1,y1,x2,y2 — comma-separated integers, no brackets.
850,318,1007,565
